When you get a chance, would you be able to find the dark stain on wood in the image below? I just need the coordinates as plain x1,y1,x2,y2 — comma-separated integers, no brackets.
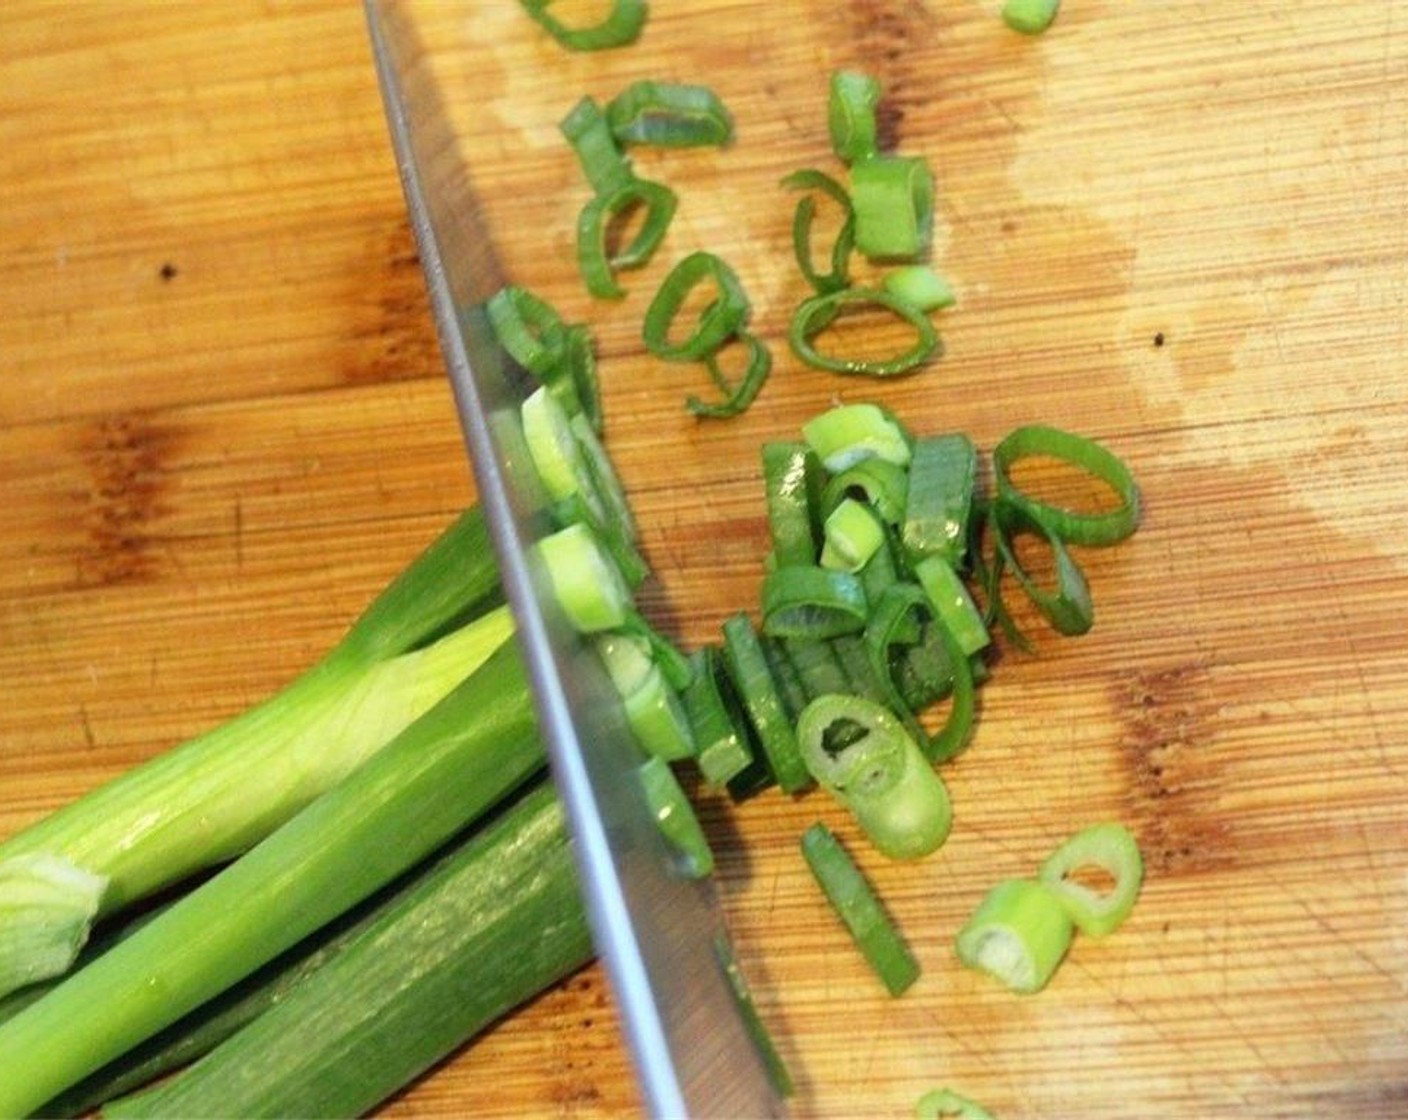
1115,659,1235,877
76,413,181,587
342,219,440,386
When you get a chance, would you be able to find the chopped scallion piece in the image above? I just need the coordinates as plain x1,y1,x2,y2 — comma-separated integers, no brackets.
801,823,919,996
993,502,1094,636
560,96,634,196
782,168,855,295
576,177,678,300
637,757,714,878
1002,0,1060,36
902,433,978,569
520,0,647,51
689,329,772,419
822,498,886,573
607,80,733,148
1038,823,1144,938
535,522,631,633
790,287,940,377
797,694,952,860
884,265,957,312
760,565,870,640
713,932,795,1097
762,441,826,568
721,613,811,794
681,649,755,787
850,155,935,260
643,250,750,361
992,425,1141,547
595,634,694,762
955,879,1074,994
827,70,882,164
821,456,910,526
914,557,990,657
802,402,914,473
522,385,593,508
486,285,568,377
0,856,104,998
782,639,852,702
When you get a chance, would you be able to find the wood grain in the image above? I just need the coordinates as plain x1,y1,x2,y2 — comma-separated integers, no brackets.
3,1,1407,1117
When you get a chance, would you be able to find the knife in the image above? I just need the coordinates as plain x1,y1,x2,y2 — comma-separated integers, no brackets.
362,5,785,1117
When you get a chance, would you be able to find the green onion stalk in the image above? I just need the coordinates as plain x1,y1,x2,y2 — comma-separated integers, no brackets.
0,509,509,1000
0,637,545,1117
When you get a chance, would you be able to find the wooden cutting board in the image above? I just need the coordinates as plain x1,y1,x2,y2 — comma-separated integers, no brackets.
3,2,1406,1116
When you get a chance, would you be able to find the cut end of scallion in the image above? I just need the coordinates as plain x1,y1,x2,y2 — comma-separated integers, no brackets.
955,879,1073,995
0,854,107,998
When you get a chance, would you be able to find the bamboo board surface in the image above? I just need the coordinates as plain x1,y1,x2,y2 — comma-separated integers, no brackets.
2,1,1407,1116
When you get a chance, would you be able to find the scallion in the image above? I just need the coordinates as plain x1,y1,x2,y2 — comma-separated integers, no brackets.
520,0,647,51
1038,823,1144,938
827,70,882,164
607,80,733,148
955,879,1074,995
916,1087,996,1120
790,287,940,377
801,823,919,996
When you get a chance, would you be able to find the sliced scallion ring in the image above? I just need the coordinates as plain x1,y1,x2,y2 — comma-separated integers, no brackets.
789,287,940,377
607,81,733,148
902,433,978,569
688,330,772,419
850,155,935,261
520,0,647,52
781,168,855,295
993,501,1095,636
822,499,886,573
534,522,630,634
955,878,1074,994
576,178,678,300
802,822,920,996
485,286,567,378
760,565,869,640
802,402,913,473
884,265,956,313
992,424,1141,547
560,96,633,195
637,756,713,878
1038,823,1144,938
828,70,882,164
797,694,952,860
821,456,910,526
762,442,825,569
1003,0,1060,36
643,251,750,361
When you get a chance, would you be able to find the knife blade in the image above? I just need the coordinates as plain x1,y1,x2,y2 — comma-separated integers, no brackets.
362,5,785,1117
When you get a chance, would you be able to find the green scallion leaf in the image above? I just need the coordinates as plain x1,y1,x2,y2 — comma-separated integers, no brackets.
801,822,920,996
850,155,935,261
827,70,882,164
789,287,940,377
520,0,647,52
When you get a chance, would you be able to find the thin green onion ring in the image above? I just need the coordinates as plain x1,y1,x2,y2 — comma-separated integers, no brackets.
688,331,772,419
607,81,733,148
992,425,1141,547
643,251,750,361
485,286,568,377
760,565,869,640
850,155,935,261
789,287,939,377
576,177,678,300
781,168,855,295
821,457,910,526
916,1088,996,1120
520,0,647,52
993,500,1095,637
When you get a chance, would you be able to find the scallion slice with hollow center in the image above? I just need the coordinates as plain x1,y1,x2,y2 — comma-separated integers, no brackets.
992,424,1141,547
607,80,733,148
519,0,647,51
955,879,1074,995
1038,822,1144,938
643,250,751,361
790,287,940,377
797,694,951,860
